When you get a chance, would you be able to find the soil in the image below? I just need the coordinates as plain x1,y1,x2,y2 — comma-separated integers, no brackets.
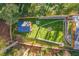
0,20,10,41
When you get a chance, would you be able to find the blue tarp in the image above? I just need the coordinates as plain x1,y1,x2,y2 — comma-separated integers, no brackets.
18,21,31,32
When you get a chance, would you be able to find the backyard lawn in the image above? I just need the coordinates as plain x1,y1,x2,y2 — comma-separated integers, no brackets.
13,18,65,46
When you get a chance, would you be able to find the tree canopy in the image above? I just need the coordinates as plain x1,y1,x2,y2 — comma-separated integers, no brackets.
0,3,79,18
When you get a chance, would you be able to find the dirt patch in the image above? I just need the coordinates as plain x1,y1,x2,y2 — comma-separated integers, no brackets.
0,20,10,41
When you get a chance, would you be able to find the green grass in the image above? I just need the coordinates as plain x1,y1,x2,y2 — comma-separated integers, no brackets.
14,19,65,43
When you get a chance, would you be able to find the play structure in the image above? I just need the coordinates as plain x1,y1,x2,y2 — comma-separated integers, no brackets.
65,15,79,50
